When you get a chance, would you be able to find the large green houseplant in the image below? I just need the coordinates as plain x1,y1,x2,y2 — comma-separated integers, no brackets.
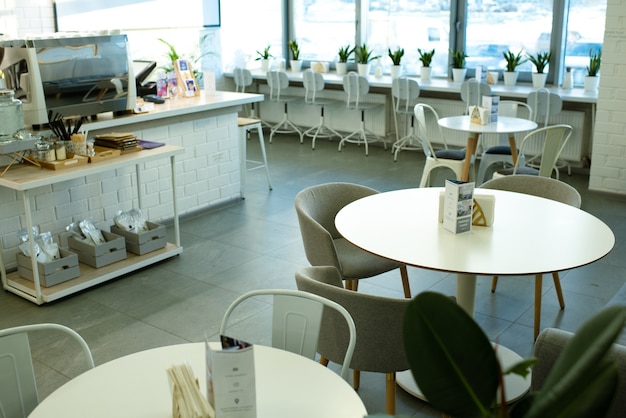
402,292,625,418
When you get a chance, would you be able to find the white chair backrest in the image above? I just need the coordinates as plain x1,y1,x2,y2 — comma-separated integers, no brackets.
515,124,573,177
303,69,325,104
0,323,94,418
233,67,253,93
528,88,563,127
414,103,446,159
342,71,369,108
391,77,420,114
460,79,492,113
267,70,289,101
219,289,356,380
498,100,532,119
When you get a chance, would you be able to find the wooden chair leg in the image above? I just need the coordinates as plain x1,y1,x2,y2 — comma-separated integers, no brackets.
319,357,329,367
386,372,396,416
534,274,543,340
353,370,360,390
344,280,355,291
352,279,359,292
400,265,411,298
552,271,565,309
491,276,498,292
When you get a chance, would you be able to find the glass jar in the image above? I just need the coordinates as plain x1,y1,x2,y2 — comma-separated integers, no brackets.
35,141,55,161
55,141,67,160
0,90,25,142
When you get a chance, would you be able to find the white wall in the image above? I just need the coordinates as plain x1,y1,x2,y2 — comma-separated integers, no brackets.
589,0,626,194
0,0,55,37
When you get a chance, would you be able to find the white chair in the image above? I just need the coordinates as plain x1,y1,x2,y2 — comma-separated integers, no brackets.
460,79,492,114
390,77,421,161
414,103,467,187
492,124,573,179
480,175,582,339
233,67,265,123
266,70,303,143
238,117,272,198
337,72,387,156
301,69,343,149
527,88,569,176
476,100,532,184
0,323,94,418
219,288,356,381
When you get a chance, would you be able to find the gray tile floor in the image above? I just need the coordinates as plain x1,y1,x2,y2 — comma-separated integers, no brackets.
2,132,626,417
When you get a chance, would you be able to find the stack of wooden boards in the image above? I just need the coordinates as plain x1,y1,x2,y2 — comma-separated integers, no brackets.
94,132,140,153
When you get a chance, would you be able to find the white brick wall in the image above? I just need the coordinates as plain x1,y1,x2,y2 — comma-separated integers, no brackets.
589,0,626,194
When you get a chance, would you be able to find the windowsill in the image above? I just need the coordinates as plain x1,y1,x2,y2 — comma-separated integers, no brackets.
229,68,598,104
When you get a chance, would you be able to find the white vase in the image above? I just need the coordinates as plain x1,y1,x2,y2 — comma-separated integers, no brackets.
503,71,518,87
290,60,302,72
390,65,402,79
260,59,270,72
584,75,599,92
420,66,432,82
336,62,348,76
357,63,371,77
532,72,547,89
452,68,467,83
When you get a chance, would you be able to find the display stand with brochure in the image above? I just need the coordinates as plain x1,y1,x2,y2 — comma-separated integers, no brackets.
442,180,475,234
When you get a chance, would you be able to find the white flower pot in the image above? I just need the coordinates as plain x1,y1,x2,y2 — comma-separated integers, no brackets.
260,59,270,72
336,62,348,76
290,60,302,72
584,75,599,92
452,68,467,83
503,71,518,87
357,63,371,77
420,66,432,82
390,65,402,79
532,72,547,89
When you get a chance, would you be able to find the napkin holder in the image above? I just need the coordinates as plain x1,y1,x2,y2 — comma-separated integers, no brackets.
206,337,257,418
469,105,490,125
439,191,496,228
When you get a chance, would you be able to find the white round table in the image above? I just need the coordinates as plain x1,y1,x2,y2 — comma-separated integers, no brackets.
29,343,367,418
335,187,615,316
438,116,538,181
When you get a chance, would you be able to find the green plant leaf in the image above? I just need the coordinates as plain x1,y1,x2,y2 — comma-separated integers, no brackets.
524,305,626,418
403,292,499,417
502,357,537,379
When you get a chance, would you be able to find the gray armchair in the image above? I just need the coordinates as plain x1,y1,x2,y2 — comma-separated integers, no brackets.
295,265,411,415
533,327,626,418
295,182,410,297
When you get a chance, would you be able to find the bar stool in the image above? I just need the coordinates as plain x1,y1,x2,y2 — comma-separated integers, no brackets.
233,67,267,125
238,117,272,198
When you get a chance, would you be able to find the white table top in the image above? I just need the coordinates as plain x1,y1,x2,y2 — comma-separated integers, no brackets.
438,115,538,135
335,187,614,277
29,343,367,418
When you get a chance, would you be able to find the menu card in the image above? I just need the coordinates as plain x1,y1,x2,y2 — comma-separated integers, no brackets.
443,179,475,234
206,336,257,418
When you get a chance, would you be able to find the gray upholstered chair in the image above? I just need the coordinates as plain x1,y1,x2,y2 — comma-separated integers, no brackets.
533,328,626,418
294,182,411,297
295,265,411,415
480,175,582,339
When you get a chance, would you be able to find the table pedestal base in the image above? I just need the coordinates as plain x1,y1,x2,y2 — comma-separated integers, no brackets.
456,273,477,316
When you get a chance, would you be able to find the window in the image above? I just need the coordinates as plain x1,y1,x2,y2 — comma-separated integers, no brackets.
292,0,356,62
220,0,282,71
564,0,606,85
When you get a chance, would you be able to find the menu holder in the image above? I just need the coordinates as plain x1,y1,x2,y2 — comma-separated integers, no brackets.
442,180,475,234
206,336,257,418
438,191,495,228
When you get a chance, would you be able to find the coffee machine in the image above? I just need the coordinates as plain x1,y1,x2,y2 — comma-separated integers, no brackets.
0,33,137,128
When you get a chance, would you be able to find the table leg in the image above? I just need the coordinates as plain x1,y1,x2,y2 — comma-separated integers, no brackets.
456,273,477,316
508,134,519,165
462,133,479,181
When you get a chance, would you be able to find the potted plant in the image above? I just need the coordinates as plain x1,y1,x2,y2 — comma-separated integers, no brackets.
355,43,380,77
450,48,468,83
388,47,404,79
256,45,273,72
403,292,626,418
502,50,528,86
527,50,552,88
288,40,302,72
157,36,212,87
585,48,602,92
418,48,435,81
336,44,354,76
